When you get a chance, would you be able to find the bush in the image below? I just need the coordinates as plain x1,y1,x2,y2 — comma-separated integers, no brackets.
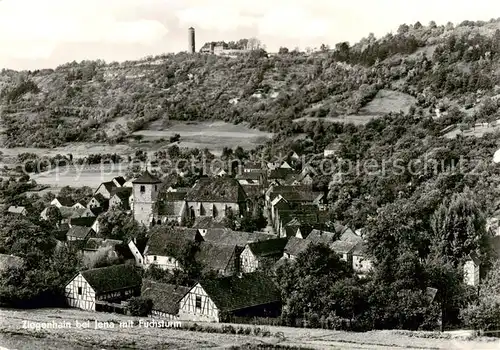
127,297,152,316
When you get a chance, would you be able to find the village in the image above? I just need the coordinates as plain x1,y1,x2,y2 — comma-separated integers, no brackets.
0,143,487,326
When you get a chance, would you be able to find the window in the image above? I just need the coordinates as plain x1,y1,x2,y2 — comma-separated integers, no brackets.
195,296,202,309
78,287,82,295
155,185,157,191
140,185,145,193
153,256,157,261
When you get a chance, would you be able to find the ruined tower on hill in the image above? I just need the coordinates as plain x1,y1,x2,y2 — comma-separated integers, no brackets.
188,27,196,54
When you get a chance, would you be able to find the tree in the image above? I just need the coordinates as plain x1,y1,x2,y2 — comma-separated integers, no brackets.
461,260,500,332
430,188,487,264
45,205,62,226
279,47,289,54
128,297,153,316
398,24,410,34
275,243,353,324
246,37,262,51
82,246,120,269
98,209,147,241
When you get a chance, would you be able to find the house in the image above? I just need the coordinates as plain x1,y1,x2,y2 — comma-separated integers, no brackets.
51,197,74,208
324,142,341,158
185,177,247,220
109,187,132,210
178,272,281,322
72,201,86,209
282,237,311,259
87,193,109,211
64,264,142,311
66,226,95,241
7,206,27,216
240,238,288,273
195,242,239,276
112,176,126,187
200,228,274,248
141,280,191,320
464,252,481,287
127,238,148,266
352,242,372,276
69,217,100,235
235,171,266,186
143,227,200,270
132,170,162,227
192,216,226,230
242,161,263,173
94,181,119,199
330,240,357,264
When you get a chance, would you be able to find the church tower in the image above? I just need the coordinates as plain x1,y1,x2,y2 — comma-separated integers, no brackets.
132,170,161,227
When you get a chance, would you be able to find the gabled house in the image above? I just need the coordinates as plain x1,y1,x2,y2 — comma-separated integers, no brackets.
464,252,481,287
185,177,247,220
112,176,126,187
51,197,74,208
178,272,281,322
67,226,95,241
7,206,27,216
109,187,133,210
87,193,109,211
282,237,311,260
69,217,100,235
330,240,357,264
141,280,191,320
94,181,118,199
82,238,129,261
65,264,142,311
143,227,200,270
240,238,288,273
196,242,239,276
72,201,86,209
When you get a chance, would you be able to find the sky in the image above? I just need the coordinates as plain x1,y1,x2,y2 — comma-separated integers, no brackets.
1,0,500,70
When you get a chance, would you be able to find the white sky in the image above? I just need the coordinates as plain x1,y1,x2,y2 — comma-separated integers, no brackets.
0,0,499,70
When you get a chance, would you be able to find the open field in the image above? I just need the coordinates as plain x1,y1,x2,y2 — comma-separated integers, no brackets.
0,308,498,350
28,164,127,189
359,89,416,116
293,115,381,125
132,120,274,150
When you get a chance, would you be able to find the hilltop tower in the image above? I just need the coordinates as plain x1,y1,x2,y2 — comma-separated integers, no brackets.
132,170,161,227
188,27,196,53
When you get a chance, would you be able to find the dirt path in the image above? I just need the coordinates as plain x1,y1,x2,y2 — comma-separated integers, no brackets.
0,308,498,350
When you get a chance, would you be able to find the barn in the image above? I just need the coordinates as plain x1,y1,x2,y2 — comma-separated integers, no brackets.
178,272,281,322
65,264,142,312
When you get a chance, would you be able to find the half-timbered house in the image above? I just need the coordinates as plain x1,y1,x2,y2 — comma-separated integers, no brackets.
65,264,141,311
141,279,190,320
178,272,281,322
66,226,95,241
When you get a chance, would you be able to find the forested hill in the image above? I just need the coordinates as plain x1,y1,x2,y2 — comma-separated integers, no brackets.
2,19,500,147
